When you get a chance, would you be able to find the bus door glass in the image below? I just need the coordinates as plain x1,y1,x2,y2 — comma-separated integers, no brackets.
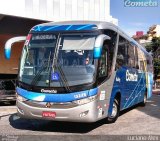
115,36,128,108
97,30,117,84
137,48,148,102
126,43,139,106
97,40,114,83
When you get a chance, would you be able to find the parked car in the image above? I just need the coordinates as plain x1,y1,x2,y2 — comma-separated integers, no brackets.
0,74,17,104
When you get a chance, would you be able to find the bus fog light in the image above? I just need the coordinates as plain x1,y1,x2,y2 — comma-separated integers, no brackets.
79,111,89,118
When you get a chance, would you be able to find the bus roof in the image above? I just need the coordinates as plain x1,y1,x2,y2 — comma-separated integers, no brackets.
30,21,152,57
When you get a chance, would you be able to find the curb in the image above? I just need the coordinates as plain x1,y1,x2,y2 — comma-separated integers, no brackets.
152,90,160,95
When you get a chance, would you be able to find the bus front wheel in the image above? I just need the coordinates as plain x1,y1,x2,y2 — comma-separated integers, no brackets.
107,99,120,123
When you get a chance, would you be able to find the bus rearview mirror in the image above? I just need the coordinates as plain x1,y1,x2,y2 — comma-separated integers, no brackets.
4,36,26,59
94,34,110,58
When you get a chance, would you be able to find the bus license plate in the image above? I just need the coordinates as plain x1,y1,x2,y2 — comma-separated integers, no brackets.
42,111,56,118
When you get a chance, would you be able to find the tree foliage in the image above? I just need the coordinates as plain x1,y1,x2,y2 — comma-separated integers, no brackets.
152,37,160,52
145,37,160,53
152,37,160,79
153,58,160,80
146,37,160,80
145,43,152,52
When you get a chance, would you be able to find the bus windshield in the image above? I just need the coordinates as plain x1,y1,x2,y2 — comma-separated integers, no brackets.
19,33,96,88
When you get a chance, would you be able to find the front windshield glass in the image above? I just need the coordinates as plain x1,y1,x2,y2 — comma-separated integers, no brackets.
19,33,96,88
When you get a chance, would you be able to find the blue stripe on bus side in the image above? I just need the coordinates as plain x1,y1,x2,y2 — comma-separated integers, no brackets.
76,24,94,30
16,87,98,102
44,25,62,31
66,25,73,30
126,85,146,108
107,67,147,118
147,72,153,98
123,72,144,108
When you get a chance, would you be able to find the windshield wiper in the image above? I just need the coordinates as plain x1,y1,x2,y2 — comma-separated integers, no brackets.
53,63,71,93
31,51,52,86
50,34,71,93
31,62,48,86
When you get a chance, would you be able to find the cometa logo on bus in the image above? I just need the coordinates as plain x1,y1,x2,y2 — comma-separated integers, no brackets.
126,70,138,82
41,89,57,93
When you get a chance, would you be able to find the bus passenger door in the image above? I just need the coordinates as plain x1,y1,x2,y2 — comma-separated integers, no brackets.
125,44,139,107
136,48,148,104
115,36,129,109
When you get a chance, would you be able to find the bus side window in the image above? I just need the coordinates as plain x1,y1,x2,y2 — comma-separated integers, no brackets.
98,44,108,77
127,43,135,68
116,36,127,70
134,47,139,69
126,43,139,69
137,47,146,71
147,57,153,73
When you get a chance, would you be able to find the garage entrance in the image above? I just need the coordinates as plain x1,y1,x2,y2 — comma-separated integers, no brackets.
0,14,47,101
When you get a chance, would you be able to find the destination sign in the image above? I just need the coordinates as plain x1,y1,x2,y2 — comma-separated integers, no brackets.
32,34,56,40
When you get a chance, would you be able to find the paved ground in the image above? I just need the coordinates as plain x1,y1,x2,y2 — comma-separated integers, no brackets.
0,93,160,141
153,89,160,95
0,94,159,140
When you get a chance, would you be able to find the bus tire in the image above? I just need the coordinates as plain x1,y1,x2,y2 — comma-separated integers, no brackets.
107,98,120,123
140,93,147,107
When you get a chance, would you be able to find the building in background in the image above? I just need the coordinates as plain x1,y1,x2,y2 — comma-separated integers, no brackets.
132,25,160,88
147,25,160,40
132,31,151,47
133,25,160,47
136,31,144,38
0,0,118,25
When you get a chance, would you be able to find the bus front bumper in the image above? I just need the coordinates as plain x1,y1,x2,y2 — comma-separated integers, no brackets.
16,99,103,123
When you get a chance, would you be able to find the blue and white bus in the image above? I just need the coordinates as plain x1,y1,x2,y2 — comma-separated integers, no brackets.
5,21,153,123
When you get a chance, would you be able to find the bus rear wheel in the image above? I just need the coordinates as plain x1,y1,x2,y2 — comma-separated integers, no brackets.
107,99,120,123
140,93,147,107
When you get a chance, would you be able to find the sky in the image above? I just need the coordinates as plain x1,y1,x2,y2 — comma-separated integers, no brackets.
110,0,160,36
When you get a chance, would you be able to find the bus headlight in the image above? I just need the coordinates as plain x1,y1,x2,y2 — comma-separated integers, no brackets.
17,94,27,102
73,95,97,105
